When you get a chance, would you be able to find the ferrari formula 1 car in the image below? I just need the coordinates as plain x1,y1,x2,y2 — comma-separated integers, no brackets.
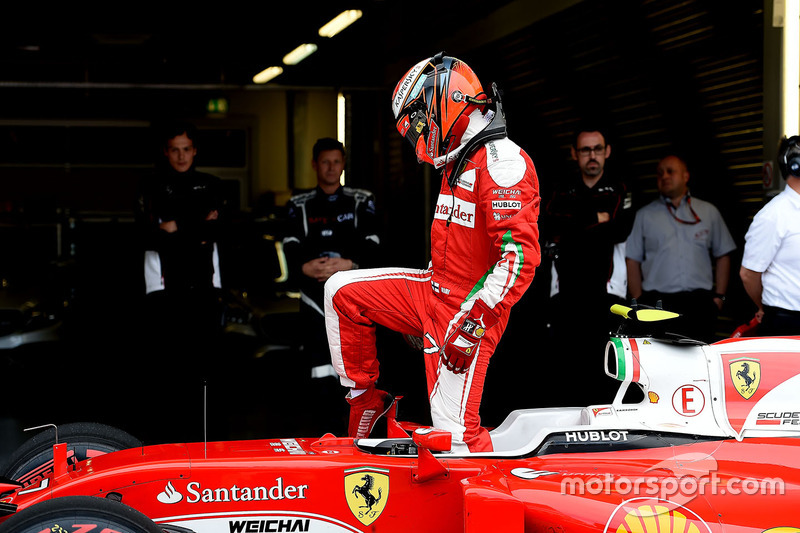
1,304,799,533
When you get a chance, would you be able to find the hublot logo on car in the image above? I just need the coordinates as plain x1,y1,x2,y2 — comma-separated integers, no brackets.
564,430,629,442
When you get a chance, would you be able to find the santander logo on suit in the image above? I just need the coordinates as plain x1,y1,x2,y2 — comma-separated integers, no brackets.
434,195,476,228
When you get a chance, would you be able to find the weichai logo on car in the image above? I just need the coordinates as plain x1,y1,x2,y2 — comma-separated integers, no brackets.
229,519,310,532
156,477,308,504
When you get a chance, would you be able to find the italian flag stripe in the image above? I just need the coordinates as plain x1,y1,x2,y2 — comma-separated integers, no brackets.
344,467,390,474
464,230,524,305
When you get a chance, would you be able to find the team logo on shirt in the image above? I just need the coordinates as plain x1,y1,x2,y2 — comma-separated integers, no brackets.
456,169,476,192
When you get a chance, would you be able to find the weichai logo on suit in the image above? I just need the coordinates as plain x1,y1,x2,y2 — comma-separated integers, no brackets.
434,194,475,228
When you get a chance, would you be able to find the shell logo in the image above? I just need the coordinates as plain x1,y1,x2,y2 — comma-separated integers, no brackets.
648,391,660,404
605,499,710,533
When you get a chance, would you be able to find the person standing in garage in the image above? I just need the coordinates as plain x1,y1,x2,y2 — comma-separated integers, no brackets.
541,125,634,402
740,136,800,335
283,137,381,434
137,121,227,379
625,154,735,342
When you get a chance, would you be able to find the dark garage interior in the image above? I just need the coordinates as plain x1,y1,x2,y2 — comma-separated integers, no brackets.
0,0,783,459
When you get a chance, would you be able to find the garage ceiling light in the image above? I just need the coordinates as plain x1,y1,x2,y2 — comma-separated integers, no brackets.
253,66,284,84
283,43,318,65
319,10,363,38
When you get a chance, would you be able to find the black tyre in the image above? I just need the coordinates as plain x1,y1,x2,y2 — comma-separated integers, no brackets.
1,422,141,488
0,495,162,533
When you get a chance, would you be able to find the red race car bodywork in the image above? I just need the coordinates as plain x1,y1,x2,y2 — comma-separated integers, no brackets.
2,308,800,533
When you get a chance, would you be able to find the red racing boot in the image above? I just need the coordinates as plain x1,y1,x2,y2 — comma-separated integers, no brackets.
347,387,395,438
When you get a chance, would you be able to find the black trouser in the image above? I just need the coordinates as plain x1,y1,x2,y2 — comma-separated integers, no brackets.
298,298,332,371
550,289,626,405
761,305,800,336
297,298,348,435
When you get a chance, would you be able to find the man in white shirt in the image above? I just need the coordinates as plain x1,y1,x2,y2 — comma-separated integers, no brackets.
740,136,800,335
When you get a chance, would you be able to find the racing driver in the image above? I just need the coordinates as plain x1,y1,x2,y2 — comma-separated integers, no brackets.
324,53,540,452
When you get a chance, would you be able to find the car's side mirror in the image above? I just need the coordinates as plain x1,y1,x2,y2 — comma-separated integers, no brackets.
411,428,451,483
413,427,452,452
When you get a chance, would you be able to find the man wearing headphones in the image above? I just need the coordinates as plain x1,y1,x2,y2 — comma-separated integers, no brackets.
740,136,800,335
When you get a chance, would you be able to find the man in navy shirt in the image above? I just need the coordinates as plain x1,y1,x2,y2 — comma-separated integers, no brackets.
283,138,381,431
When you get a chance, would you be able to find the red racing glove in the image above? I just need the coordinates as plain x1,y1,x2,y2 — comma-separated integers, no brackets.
441,299,499,374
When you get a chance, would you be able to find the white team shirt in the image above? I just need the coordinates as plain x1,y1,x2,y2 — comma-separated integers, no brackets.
741,185,800,311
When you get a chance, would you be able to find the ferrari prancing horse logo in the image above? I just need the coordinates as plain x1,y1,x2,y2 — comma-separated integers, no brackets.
730,357,760,400
344,467,389,526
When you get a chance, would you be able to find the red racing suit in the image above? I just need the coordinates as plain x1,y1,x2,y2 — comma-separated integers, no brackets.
324,136,540,452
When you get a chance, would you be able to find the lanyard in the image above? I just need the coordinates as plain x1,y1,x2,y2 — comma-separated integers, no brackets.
665,196,701,225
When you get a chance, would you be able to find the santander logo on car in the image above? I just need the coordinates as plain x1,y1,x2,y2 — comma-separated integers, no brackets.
156,478,309,505
157,481,183,504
